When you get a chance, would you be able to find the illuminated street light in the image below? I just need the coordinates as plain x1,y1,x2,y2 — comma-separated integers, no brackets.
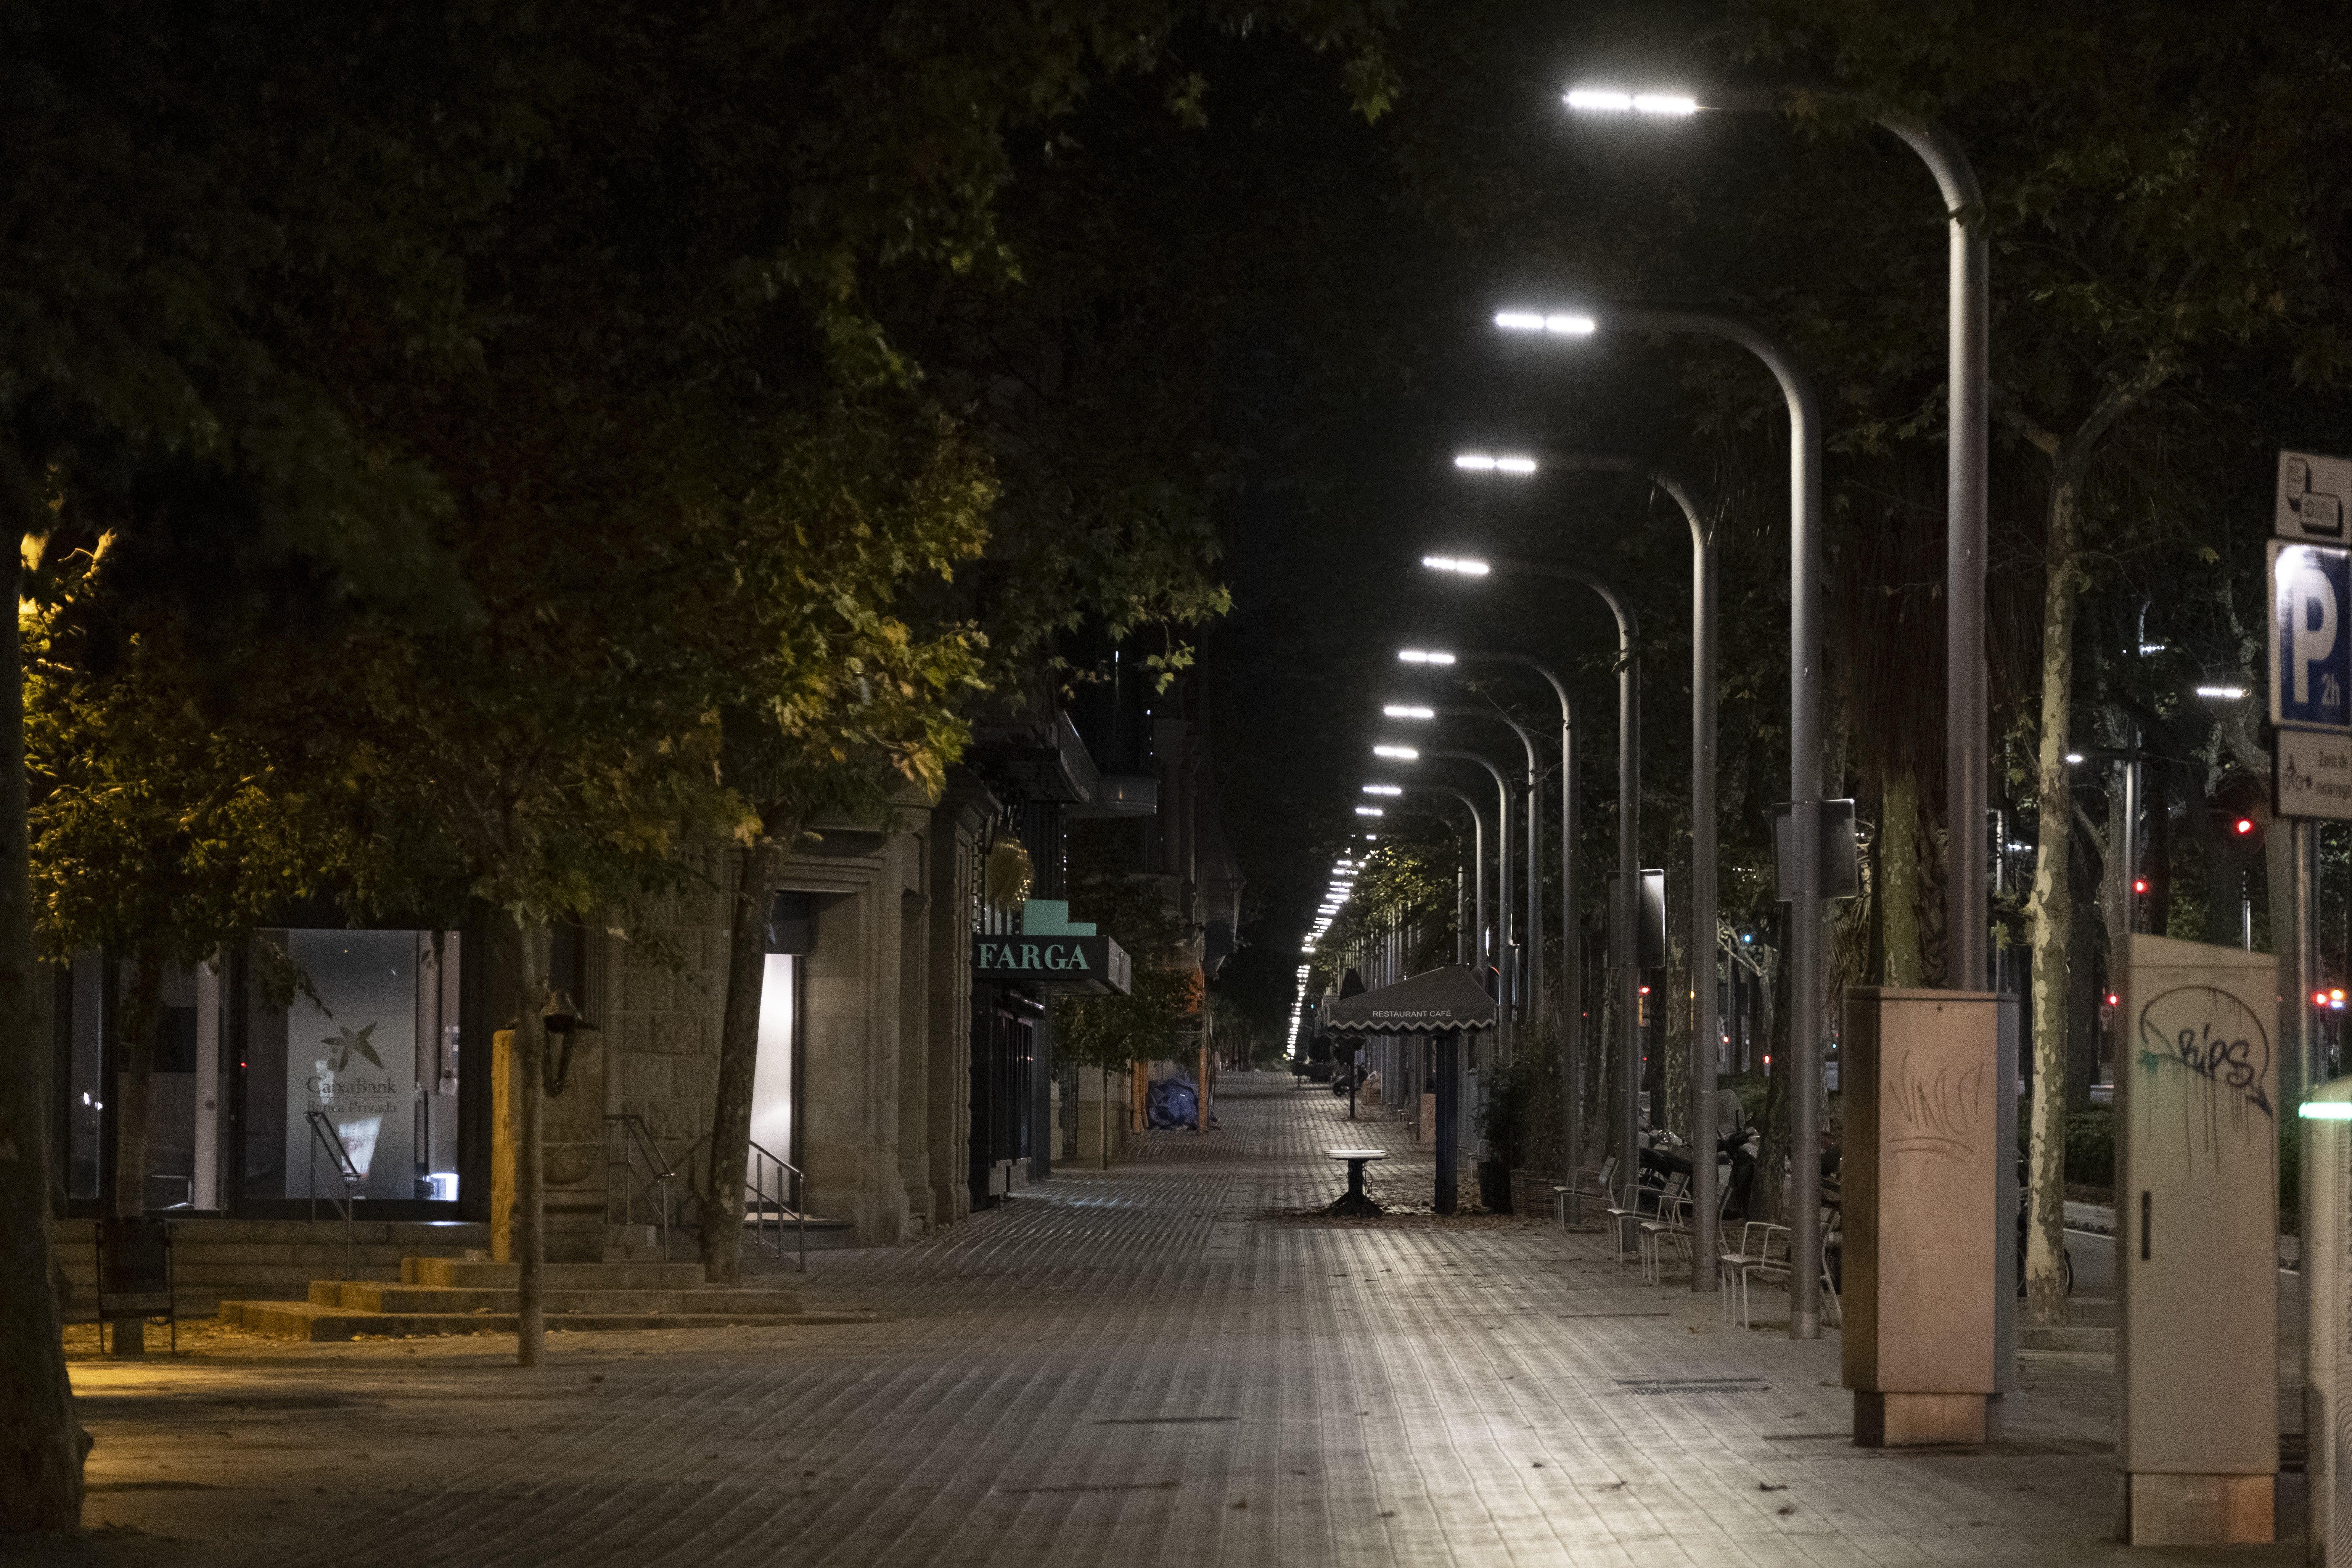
1454,452,1539,474
1492,310,1596,336
2196,683,2248,700
1421,555,1490,576
1354,806,1385,817
1398,648,1457,665
1563,87,1699,115
1362,784,1403,796
2064,752,2084,764
1382,704,1435,719
1372,744,1418,760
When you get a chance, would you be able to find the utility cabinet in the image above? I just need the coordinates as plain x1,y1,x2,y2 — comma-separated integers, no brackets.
1841,988,2002,1445
2118,933,2278,1546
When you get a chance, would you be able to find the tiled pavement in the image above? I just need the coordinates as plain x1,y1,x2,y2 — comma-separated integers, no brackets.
49,1072,2295,1566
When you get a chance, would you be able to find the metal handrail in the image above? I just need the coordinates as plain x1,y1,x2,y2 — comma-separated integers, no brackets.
745,1138,807,1273
303,1110,363,1280
604,1113,682,1258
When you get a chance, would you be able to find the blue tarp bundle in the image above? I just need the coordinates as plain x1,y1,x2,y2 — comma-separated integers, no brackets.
1145,1076,1199,1129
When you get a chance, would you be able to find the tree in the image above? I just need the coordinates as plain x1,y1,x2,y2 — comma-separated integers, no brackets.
1055,872,1202,1167
694,405,991,1285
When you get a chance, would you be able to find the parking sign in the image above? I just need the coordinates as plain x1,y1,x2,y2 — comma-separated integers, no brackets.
2272,539,2352,731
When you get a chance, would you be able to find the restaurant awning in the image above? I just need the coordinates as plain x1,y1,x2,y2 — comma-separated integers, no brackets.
1322,964,1497,1035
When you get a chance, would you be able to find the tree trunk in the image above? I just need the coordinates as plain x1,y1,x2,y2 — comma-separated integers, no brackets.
0,515,90,1530
1662,934,1691,1143
1881,767,1925,987
2024,471,2085,1327
701,835,786,1286
515,918,550,1368
1754,959,1793,1225
107,954,165,1356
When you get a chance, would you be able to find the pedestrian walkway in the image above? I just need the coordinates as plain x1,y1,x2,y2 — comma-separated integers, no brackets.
52,1072,2293,1566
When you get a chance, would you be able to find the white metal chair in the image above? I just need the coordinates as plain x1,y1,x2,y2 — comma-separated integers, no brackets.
1553,1156,1617,1227
1638,1177,1693,1283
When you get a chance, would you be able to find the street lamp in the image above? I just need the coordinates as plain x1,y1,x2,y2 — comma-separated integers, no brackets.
1382,699,1544,1048
1453,446,1725,1291
1492,300,1829,1339
1375,741,1516,1001
1424,546,1645,1232
1562,86,1989,1002
1383,783,1490,967
1398,643,1580,1176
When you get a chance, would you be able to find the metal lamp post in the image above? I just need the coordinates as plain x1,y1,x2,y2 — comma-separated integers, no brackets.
1560,82,1987,994
1493,302,1827,1339
1454,450,1721,1291
1372,782,1489,977
1426,553,1641,1211
1386,701,1542,1052
1401,645,1581,1185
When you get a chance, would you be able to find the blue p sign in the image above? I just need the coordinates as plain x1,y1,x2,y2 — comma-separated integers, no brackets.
2273,541,2352,730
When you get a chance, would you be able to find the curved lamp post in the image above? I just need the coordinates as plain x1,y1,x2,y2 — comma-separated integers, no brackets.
1371,741,1512,1000
1492,301,1827,1339
1427,550,1643,1229
1400,645,1580,1181
1453,450,1721,1292
1366,782,1488,971
1384,700,1541,1052
1561,84,1987,994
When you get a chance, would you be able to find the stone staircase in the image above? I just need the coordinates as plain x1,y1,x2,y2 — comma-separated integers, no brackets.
55,1218,492,1317
220,1257,872,1342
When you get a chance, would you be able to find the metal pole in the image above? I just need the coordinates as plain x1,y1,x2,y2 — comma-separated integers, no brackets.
2299,818,2323,1554
1442,652,1579,1178
1402,781,1487,987
1652,471,1722,1291
1609,306,1823,1339
1427,707,1540,1051
1559,462,1719,1280
1490,565,1637,1214
1881,118,1990,994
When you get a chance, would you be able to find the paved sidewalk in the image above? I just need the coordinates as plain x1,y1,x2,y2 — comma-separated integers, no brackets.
40,1073,2293,1565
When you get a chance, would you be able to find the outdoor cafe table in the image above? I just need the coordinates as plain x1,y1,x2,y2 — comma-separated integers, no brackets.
1326,1147,1387,1217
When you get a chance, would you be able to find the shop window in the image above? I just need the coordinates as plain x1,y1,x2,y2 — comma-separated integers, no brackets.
246,929,462,1204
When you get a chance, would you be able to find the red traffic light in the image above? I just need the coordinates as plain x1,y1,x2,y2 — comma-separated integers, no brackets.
2234,817,2257,836
2106,993,2120,1007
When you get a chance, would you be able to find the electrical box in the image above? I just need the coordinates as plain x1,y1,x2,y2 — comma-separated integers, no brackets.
1841,988,2003,1445
2118,933,2278,1546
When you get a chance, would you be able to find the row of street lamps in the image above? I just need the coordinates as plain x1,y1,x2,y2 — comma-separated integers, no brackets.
1325,80,1987,1342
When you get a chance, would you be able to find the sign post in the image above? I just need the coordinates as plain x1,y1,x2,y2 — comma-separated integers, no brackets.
2271,450,2352,1554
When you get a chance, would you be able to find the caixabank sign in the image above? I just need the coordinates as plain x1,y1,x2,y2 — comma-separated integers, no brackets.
971,933,1132,994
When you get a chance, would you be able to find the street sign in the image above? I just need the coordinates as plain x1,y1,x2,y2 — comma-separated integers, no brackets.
2279,449,2352,542
2269,540,2352,731
2277,728,2352,820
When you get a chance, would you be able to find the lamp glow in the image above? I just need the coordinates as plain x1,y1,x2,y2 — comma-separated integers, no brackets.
1382,704,1435,719
1354,806,1385,817
1372,745,1418,760
1454,452,1539,475
1398,648,1457,665
1494,310,1596,336
2196,684,2248,700
1421,555,1491,576
1362,784,1402,796
1564,88,1699,116
2064,752,2084,764
2302,1102,2352,1119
